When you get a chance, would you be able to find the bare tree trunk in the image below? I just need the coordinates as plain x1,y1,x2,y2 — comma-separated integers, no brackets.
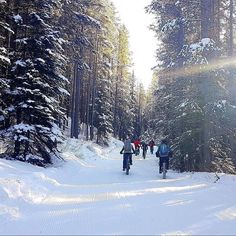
228,0,234,56
86,52,93,140
200,0,211,38
137,84,142,137
200,0,214,171
73,57,83,139
90,30,99,141
70,23,86,139
113,74,119,137
70,61,77,138
214,0,221,45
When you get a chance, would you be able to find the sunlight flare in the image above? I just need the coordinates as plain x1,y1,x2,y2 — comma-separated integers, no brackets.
160,57,236,79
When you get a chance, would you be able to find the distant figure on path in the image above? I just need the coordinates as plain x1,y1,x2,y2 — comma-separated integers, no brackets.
133,138,141,156
149,139,155,154
156,139,172,174
120,135,135,171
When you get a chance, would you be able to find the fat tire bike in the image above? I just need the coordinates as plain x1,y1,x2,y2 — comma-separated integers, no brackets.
142,149,147,159
125,156,131,175
150,146,154,154
162,162,167,179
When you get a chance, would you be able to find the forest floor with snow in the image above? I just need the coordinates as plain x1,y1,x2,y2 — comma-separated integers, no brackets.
0,138,236,235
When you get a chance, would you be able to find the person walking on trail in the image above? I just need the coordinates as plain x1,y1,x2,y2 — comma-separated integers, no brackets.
149,139,155,154
120,136,135,171
156,139,172,174
133,138,141,156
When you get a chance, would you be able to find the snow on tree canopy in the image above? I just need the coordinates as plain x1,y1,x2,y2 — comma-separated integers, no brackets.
13,123,35,132
58,74,69,83
6,105,14,112
0,78,9,88
74,12,101,29
0,47,7,54
161,19,180,34
189,38,216,52
58,87,69,96
215,100,227,109
50,123,63,142
175,0,180,6
0,22,14,34
13,14,23,24
76,36,92,47
0,54,10,65
30,12,49,27
35,58,46,64
15,38,28,45
12,60,27,70
14,135,30,142
180,38,219,65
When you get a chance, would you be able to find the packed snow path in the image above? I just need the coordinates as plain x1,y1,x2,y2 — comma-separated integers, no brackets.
0,138,236,235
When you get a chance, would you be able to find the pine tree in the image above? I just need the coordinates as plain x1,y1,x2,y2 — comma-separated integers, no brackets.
0,0,12,132
0,0,68,166
85,0,116,143
112,25,134,139
0,0,12,68
146,0,236,174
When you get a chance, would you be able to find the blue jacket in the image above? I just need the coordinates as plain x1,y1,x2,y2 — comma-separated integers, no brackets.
156,143,172,158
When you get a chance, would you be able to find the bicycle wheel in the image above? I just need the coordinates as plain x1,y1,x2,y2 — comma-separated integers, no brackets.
162,162,166,179
143,150,146,159
126,161,130,175
150,148,153,154
125,155,129,175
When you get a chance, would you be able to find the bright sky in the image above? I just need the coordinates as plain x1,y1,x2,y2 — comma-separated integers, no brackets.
111,0,157,89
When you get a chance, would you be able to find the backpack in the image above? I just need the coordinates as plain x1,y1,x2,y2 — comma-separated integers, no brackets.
159,144,169,157
124,140,132,152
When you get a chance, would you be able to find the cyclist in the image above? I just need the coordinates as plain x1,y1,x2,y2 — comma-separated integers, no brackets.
141,141,148,159
120,135,135,171
149,139,155,154
156,139,172,174
133,138,141,156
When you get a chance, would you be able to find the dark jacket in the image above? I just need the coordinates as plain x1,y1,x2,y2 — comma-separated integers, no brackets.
149,140,155,147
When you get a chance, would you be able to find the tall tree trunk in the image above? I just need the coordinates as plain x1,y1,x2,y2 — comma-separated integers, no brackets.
86,52,93,140
200,0,214,170
113,73,119,137
13,109,21,158
214,0,221,45
228,0,234,56
70,24,85,139
90,30,99,141
70,61,77,138
73,58,83,138
200,0,211,38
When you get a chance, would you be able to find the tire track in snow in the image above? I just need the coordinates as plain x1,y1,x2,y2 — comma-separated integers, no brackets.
42,183,207,206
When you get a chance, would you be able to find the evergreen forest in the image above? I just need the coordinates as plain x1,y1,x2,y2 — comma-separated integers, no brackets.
0,0,236,174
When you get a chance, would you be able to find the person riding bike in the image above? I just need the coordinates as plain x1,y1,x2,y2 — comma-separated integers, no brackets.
149,139,155,154
120,135,135,171
141,141,148,159
156,139,172,174
133,138,141,156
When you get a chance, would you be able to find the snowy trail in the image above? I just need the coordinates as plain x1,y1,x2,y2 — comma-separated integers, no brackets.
0,138,236,235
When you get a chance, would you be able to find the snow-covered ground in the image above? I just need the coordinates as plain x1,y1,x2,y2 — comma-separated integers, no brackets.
0,138,236,235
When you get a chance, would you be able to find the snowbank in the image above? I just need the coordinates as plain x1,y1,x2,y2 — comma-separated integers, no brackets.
0,137,235,235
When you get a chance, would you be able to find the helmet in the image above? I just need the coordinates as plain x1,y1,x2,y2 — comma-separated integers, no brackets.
161,138,168,144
